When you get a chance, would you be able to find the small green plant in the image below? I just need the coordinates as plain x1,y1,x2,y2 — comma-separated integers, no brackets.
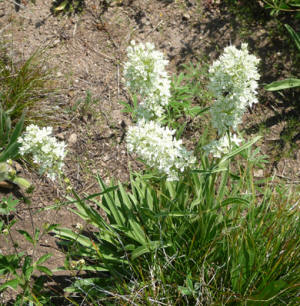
68,91,99,118
0,195,18,215
261,0,300,17
0,105,32,191
0,46,52,122
265,24,300,91
165,62,211,130
0,198,55,305
0,105,24,163
119,94,139,119
51,0,85,15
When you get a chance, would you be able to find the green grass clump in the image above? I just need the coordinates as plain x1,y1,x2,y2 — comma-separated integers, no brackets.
53,147,300,304
0,46,53,122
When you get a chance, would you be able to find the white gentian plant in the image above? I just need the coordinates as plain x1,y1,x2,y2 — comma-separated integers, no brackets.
205,43,260,158
203,133,243,158
209,43,260,135
126,119,195,181
124,40,171,119
124,41,260,178
18,124,67,180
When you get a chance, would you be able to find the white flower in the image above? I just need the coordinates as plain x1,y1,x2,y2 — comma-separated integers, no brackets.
18,125,67,180
209,43,260,134
126,119,195,181
124,40,171,119
204,133,243,158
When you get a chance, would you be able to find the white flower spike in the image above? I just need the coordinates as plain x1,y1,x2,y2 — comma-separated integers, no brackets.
209,43,260,134
126,119,195,181
18,125,67,180
124,40,171,119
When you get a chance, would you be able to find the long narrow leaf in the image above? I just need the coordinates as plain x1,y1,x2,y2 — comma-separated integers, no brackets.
35,254,52,266
8,112,24,147
285,24,300,52
97,176,124,226
131,241,165,260
219,136,261,164
17,230,34,244
0,279,19,291
118,182,147,244
0,141,20,162
52,228,93,248
264,78,300,91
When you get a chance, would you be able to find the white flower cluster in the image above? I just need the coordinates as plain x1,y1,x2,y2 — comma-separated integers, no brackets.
124,40,171,119
209,43,260,135
204,133,242,158
18,124,67,180
126,120,195,181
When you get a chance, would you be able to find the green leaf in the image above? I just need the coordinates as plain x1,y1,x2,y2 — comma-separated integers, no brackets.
0,195,19,214
0,278,19,291
97,177,124,226
34,228,40,242
131,244,154,260
0,141,20,162
131,241,168,260
52,228,93,248
221,197,249,206
178,286,193,296
176,121,187,139
35,254,52,266
17,230,34,244
22,256,33,281
154,211,195,218
247,280,288,304
71,190,106,229
118,182,147,244
54,0,68,11
7,112,24,148
285,24,300,52
186,106,210,117
219,136,261,163
264,78,300,91
43,223,59,232
192,167,227,174
11,177,32,191
36,265,52,276
79,265,109,272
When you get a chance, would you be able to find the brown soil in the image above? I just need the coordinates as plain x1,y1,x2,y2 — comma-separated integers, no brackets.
0,0,299,303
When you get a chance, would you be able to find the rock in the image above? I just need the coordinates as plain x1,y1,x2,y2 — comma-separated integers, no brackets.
253,169,264,177
56,133,65,140
51,39,60,47
182,13,190,21
68,133,77,145
102,154,110,162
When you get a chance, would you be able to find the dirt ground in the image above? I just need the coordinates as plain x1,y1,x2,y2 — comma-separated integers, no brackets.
0,0,299,303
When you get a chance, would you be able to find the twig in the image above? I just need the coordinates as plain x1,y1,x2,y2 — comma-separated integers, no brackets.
73,22,78,37
117,63,120,98
276,174,300,184
0,23,11,34
9,0,26,10
82,182,97,193
145,20,164,39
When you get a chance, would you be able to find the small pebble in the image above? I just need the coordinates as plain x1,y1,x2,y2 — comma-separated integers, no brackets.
56,133,65,140
68,133,77,145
